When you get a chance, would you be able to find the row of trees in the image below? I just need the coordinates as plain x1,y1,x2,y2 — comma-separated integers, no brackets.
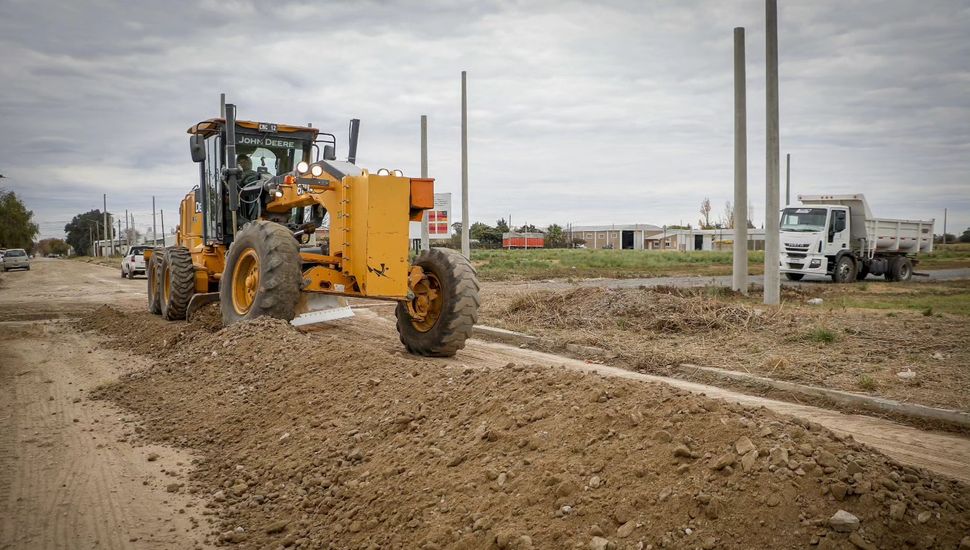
450,219,584,249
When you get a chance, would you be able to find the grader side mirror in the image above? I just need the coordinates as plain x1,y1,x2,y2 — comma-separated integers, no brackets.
190,134,206,163
323,144,336,161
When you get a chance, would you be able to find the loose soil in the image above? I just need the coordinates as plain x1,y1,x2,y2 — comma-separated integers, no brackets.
480,282,970,413
79,305,970,549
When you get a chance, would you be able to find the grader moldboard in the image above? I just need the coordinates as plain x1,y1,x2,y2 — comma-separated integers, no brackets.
145,103,479,357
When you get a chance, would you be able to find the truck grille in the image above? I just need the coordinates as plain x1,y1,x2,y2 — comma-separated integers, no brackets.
784,243,809,258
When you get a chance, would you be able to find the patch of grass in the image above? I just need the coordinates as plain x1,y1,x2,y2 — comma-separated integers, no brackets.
471,248,766,281
834,283,970,317
858,374,878,392
806,327,838,344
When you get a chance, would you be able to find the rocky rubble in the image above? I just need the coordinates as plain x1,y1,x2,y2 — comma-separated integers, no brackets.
82,307,970,549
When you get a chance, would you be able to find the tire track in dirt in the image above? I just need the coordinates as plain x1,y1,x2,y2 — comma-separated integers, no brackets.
0,320,208,549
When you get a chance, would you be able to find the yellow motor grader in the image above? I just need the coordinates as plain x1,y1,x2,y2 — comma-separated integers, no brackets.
145,103,479,356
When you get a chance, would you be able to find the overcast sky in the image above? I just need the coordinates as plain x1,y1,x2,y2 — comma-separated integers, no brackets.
1,0,967,239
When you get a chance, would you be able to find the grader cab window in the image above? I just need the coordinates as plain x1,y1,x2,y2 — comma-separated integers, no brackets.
235,134,307,182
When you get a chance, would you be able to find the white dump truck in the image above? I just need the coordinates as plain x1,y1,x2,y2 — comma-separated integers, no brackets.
779,194,934,283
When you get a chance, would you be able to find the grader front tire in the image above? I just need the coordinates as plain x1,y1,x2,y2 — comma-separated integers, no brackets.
220,220,301,326
161,247,195,321
147,252,162,315
396,248,480,357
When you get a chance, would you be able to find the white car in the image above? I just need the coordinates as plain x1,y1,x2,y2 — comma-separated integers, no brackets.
121,246,150,279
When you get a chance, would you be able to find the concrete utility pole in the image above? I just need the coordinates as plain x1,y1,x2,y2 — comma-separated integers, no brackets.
943,208,946,244
125,208,129,243
732,27,749,295
420,115,430,251
152,196,158,246
160,210,166,247
102,194,109,256
117,218,122,250
764,0,781,306
785,153,791,207
460,71,470,259
220,93,226,118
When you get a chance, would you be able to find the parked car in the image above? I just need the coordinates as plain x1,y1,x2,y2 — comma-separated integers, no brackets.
121,246,150,279
1,248,30,271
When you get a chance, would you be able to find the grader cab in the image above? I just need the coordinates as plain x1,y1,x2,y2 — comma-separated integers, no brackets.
145,103,479,357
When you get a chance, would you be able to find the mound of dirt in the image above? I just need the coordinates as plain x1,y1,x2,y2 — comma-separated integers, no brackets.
86,307,970,549
495,287,785,334
189,302,223,332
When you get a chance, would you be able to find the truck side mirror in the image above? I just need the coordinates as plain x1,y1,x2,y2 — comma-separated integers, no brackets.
323,144,336,161
190,134,206,163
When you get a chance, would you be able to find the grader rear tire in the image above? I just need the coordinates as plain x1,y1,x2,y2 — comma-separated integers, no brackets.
161,247,195,320
220,220,301,325
147,253,162,314
396,248,480,357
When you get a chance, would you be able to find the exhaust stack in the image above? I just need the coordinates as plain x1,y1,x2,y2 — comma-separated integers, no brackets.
347,118,360,164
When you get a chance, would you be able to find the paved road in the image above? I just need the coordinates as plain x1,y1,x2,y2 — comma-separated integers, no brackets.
486,267,970,291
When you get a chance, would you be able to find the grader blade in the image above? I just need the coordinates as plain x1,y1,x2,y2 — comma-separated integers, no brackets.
185,292,220,321
290,293,354,327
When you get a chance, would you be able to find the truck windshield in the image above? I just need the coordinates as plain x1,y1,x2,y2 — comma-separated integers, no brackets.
781,208,827,232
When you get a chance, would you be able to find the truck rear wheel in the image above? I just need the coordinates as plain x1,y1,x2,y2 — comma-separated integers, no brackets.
220,220,301,325
831,255,856,284
785,273,804,282
886,257,912,282
147,252,162,314
396,248,480,357
161,247,195,320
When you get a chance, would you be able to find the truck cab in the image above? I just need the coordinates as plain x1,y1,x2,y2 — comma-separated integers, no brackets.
779,205,850,279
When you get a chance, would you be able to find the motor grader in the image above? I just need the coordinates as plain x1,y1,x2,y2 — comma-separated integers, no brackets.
145,103,479,357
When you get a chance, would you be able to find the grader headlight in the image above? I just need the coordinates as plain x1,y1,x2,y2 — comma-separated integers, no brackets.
296,161,310,174
310,164,324,177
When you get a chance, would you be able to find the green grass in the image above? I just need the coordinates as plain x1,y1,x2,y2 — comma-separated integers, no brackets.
471,249,765,281
806,327,838,344
836,291,970,317
919,243,970,270
858,375,878,392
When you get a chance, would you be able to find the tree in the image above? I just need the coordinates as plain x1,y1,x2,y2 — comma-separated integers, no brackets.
723,201,735,229
36,238,70,256
515,223,540,233
935,233,957,244
545,224,566,248
960,228,970,243
699,197,712,228
0,189,39,249
495,218,510,233
469,221,502,248
64,209,105,256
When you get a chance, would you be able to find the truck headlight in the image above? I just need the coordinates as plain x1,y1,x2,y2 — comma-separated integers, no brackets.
297,161,310,174
809,259,821,268
310,164,324,177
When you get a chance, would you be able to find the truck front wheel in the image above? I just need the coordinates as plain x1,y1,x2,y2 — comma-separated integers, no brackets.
831,255,856,284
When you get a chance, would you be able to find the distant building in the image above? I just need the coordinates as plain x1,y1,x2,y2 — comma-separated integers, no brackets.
570,224,661,250
645,227,766,251
502,232,544,249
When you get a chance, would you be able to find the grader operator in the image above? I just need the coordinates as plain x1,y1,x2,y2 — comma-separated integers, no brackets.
145,103,479,357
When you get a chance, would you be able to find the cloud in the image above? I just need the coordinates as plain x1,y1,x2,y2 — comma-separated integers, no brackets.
0,0,967,240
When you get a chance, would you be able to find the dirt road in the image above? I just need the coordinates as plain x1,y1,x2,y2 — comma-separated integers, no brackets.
0,260,207,549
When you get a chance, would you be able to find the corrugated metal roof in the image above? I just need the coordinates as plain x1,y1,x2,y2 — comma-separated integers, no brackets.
569,224,662,232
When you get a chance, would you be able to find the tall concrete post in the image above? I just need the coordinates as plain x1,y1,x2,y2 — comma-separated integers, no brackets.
160,210,165,247
220,93,226,118
764,0,781,305
460,71,470,259
152,196,158,246
732,27,749,295
785,153,791,206
420,115,430,251
102,194,109,256
943,208,947,245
